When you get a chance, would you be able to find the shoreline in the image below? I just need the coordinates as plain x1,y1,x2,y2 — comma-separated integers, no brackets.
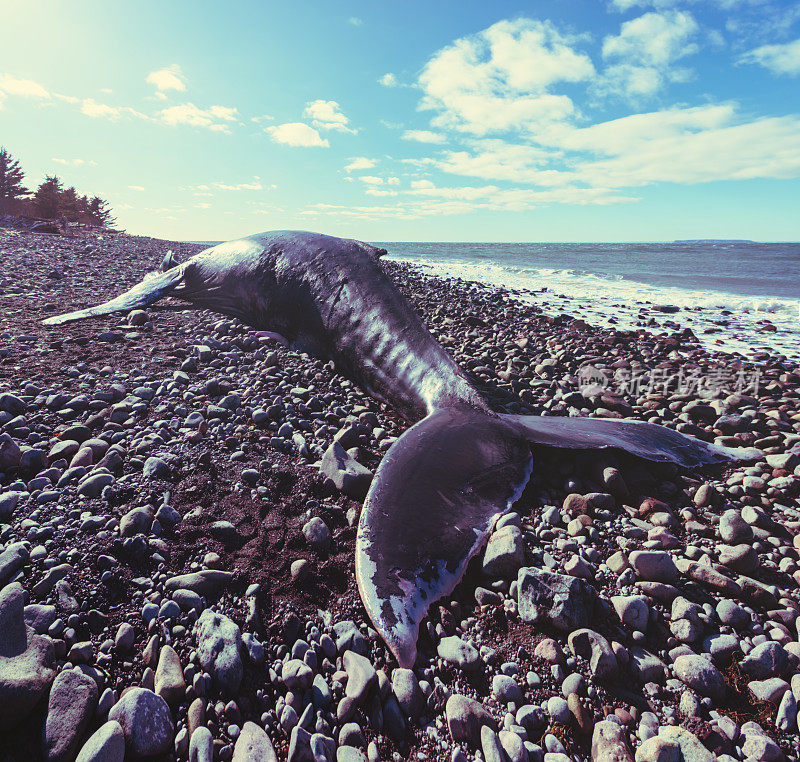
1,229,800,761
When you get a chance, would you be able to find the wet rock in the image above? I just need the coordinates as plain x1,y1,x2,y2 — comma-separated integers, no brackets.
517,567,595,631
107,687,174,757
194,609,243,694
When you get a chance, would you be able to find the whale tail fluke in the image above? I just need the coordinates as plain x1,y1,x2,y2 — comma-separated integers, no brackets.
502,413,759,468
42,265,187,325
356,408,532,668
356,408,757,668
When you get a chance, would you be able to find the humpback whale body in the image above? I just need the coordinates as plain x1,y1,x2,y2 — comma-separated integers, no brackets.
44,231,752,667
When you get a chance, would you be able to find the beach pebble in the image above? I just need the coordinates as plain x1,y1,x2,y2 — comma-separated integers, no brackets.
303,516,331,552
107,687,174,757
193,609,243,694
483,524,525,576
344,649,377,703
672,655,726,700
629,550,678,583
517,567,594,631
75,721,125,762
43,669,99,762
446,694,495,746
438,635,481,671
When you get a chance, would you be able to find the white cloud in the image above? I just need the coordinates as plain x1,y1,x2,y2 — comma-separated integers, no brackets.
267,122,329,147
214,181,263,191
348,17,363,26
344,157,377,171
427,104,800,190
159,103,238,131
81,98,147,120
600,11,699,97
146,65,187,93
402,129,447,144
359,176,385,185
418,18,594,135
303,100,355,133
739,38,800,76
0,73,50,99
429,140,563,185
52,157,97,166
379,73,398,87
129,185,146,191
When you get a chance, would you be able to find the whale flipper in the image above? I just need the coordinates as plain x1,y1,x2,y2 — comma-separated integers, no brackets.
42,266,186,325
356,408,532,668
356,408,758,668
503,414,760,468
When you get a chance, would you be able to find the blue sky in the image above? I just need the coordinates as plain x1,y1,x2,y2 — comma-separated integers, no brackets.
1,0,799,241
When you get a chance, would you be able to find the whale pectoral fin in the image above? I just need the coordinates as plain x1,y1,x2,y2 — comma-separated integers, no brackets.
502,414,761,468
356,409,531,668
42,266,186,325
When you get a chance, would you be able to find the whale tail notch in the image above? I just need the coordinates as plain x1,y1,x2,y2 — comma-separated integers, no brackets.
356,408,756,668
42,265,187,325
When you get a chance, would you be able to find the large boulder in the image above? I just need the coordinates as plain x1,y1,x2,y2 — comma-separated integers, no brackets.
0,582,56,731
43,669,99,762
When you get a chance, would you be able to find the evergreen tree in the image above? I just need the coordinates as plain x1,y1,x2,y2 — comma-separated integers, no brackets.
87,196,115,227
59,186,81,220
34,175,64,219
0,147,27,207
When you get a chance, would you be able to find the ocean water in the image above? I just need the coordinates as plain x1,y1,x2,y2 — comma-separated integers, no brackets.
377,241,800,361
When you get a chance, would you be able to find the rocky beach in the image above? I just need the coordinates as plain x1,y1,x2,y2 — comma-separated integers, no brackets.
2,227,800,762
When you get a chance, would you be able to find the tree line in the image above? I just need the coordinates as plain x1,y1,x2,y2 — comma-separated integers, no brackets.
0,146,115,227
